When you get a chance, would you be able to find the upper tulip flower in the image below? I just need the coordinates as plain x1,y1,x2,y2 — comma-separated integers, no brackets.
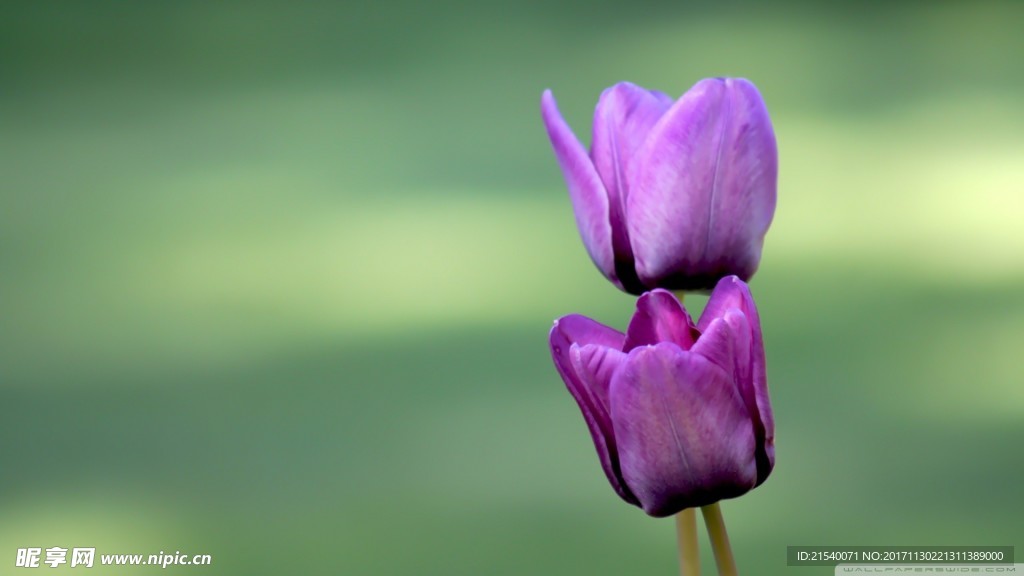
548,276,774,517
541,78,777,294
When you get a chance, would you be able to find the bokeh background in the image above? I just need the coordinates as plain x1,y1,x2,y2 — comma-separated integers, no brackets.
2,1,1022,574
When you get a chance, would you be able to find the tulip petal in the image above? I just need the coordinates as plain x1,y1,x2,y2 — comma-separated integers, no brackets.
549,315,638,505
627,78,777,290
623,289,700,352
699,276,774,484
626,78,726,289
572,343,636,502
591,83,674,292
591,84,675,200
688,315,737,376
542,90,619,287
704,79,777,283
610,344,758,517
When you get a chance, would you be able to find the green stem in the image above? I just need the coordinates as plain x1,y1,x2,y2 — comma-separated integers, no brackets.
675,508,700,576
701,503,737,576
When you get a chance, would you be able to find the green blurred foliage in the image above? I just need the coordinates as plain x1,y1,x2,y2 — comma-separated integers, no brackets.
1,1,1022,574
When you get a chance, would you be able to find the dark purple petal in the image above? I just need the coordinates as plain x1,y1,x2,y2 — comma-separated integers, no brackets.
572,343,636,502
692,310,763,474
549,316,638,505
623,289,700,352
688,315,736,376
590,83,674,292
698,276,774,485
609,344,758,517
571,343,624,412
550,313,624,352
697,276,756,331
626,78,777,291
541,90,619,288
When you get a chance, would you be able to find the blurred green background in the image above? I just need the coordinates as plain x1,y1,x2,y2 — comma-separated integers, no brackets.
2,1,1022,574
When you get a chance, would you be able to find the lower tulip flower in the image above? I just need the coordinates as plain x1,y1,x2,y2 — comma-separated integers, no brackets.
549,275,774,517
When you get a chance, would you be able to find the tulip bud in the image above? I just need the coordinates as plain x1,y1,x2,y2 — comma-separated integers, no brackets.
541,79,777,293
548,276,774,517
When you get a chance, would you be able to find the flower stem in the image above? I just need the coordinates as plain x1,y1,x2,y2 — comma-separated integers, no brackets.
675,508,700,576
701,503,737,576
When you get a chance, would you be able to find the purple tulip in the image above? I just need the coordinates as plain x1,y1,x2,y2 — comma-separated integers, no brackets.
549,276,774,517
541,78,777,293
